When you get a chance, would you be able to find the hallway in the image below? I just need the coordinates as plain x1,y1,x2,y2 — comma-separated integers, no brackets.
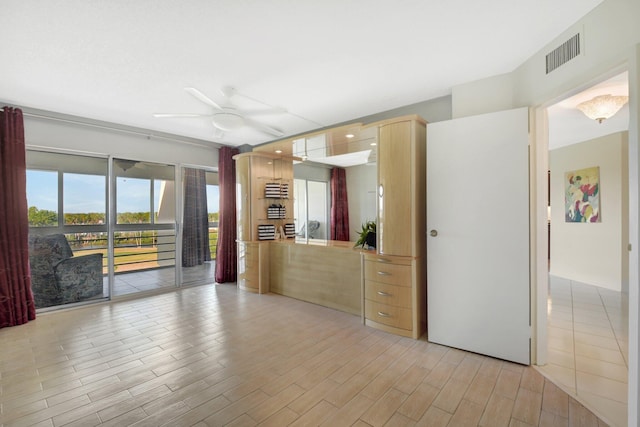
538,276,628,426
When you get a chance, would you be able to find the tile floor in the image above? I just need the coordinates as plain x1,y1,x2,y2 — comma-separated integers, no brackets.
537,275,628,427
1,283,608,426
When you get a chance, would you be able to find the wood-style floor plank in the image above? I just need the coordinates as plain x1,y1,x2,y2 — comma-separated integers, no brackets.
0,284,610,426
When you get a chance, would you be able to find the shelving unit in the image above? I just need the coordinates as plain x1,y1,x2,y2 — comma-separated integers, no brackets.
234,152,295,293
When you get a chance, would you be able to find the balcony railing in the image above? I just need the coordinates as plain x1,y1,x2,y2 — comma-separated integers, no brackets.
64,227,218,274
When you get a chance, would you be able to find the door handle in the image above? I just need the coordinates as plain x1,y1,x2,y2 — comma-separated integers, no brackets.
430,229,438,237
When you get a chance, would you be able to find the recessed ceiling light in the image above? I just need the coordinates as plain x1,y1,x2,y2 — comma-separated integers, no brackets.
370,142,377,146
345,134,355,138
275,149,282,154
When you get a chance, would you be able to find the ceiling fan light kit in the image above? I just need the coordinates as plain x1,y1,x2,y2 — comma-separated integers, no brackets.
576,94,629,124
154,86,285,138
212,112,245,131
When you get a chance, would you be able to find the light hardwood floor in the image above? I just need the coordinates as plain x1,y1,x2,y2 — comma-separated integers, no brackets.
1,284,608,426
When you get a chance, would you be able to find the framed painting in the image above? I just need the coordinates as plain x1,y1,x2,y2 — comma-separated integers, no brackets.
564,166,600,223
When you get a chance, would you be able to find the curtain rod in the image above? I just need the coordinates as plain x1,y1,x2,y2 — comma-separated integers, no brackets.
3,102,221,150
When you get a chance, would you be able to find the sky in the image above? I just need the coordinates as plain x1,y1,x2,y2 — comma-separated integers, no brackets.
27,171,220,214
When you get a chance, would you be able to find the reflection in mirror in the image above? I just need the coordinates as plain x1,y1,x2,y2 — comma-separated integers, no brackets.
293,179,307,239
293,179,328,241
255,122,377,168
256,122,380,243
307,181,328,240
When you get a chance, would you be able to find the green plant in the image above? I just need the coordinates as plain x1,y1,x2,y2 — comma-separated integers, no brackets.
355,220,376,248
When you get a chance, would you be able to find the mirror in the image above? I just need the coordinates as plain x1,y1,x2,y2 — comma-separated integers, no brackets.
254,123,379,242
254,123,378,168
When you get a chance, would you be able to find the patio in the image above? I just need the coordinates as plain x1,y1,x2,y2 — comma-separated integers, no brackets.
105,261,216,297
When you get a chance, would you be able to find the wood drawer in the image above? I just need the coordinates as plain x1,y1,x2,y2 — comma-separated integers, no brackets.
364,281,411,309
365,300,412,330
244,247,258,264
364,260,411,287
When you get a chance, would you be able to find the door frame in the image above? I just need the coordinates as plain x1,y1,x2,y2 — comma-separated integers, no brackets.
532,62,637,424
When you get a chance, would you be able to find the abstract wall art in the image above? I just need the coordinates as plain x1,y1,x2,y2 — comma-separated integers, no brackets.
565,166,600,223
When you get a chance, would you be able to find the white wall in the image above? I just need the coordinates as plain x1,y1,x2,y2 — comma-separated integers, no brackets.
24,115,218,168
550,132,628,291
452,73,515,118
452,0,640,113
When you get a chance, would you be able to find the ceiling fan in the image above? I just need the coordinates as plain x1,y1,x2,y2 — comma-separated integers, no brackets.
153,86,285,138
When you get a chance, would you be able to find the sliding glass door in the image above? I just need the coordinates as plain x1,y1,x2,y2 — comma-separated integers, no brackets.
180,167,218,286
112,159,176,297
26,151,109,308
26,151,219,309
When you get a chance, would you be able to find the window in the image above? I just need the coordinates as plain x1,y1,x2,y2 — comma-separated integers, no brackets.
26,170,58,227
26,151,108,229
26,151,109,308
116,177,151,224
63,173,106,225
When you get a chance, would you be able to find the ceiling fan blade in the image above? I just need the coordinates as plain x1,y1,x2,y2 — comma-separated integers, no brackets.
184,87,223,110
244,117,284,137
153,113,212,118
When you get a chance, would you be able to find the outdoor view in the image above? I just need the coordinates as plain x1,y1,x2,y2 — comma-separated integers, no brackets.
26,157,219,277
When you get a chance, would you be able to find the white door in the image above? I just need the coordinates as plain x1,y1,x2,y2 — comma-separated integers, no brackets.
427,107,530,365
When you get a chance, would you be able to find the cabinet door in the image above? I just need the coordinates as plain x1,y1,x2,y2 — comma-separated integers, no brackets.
378,121,412,256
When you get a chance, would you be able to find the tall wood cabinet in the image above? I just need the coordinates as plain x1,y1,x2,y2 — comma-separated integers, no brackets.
363,116,427,339
234,152,294,293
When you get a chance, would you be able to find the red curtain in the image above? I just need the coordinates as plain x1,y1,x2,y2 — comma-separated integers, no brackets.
330,167,350,241
0,107,36,327
215,146,239,283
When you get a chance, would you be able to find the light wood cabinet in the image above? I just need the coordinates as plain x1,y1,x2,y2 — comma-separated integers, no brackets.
376,117,426,258
234,152,294,293
363,253,425,338
235,153,294,242
237,241,270,293
233,116,426,338
363,116,427,339
270,240,361,315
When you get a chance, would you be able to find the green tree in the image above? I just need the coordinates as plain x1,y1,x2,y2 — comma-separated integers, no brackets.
117,212,150,224
28,206,58,226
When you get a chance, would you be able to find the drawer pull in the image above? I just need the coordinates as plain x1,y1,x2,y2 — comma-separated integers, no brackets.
377,258,391,263
377,291,392,297
377,311,391,318
377,271,391,276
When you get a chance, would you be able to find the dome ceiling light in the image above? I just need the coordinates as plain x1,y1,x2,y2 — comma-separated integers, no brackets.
576,94,629,124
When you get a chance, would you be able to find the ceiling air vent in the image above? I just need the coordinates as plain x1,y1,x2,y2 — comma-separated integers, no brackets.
546,33,581,74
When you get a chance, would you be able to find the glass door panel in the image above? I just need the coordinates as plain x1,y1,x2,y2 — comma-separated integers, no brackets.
112,159,176,297
180,167,217,286
26,151,109,309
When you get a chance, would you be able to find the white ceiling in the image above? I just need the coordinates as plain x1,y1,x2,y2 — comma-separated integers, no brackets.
1,0,605,147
